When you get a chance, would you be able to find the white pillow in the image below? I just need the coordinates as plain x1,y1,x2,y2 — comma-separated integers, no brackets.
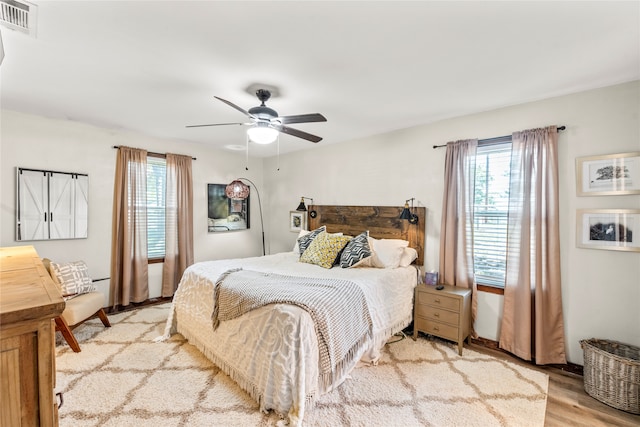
292,229,310,253
399,247,418,267
369,238,409,268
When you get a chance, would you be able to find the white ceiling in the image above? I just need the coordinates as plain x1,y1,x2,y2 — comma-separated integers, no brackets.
1,1,639,157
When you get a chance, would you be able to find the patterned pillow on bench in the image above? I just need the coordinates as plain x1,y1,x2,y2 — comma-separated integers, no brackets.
50,261,96,300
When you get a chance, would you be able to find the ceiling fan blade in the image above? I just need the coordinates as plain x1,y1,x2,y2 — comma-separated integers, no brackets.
214,96,256,119
186,122,249,128
277,113,327,125
273,124,323,143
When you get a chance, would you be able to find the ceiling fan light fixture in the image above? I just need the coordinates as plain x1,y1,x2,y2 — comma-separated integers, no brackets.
247,124,278,144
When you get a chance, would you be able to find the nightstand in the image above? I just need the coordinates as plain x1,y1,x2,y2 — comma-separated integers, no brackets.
413,284,471,355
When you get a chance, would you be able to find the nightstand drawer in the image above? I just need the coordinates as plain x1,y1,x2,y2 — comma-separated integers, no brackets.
414,318,459,341
417,291,460,311
415,305,460,325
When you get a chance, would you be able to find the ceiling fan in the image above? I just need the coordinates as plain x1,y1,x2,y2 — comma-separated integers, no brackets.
187,89,327,144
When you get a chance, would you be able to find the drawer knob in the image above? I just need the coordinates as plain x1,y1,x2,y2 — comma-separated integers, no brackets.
434,299,440,303
434,313,440,317
433,326,439,331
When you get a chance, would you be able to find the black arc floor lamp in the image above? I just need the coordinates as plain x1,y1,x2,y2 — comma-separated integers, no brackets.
225,178,265,256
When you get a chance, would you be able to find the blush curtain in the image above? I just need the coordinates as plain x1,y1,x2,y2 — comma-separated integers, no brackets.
162,153,194,297
439,139,479,336
499,126,566,364
110,146,149,307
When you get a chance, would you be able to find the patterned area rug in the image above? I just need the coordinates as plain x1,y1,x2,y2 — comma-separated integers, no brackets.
55,303,548,426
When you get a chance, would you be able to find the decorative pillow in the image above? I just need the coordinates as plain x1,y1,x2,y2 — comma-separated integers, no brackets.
300,231,353,269
293,229,344,253
399,247,418,267
293,229,311,253
297,225,326,256
369,238,409,268
340,231,374,268
50,261,96,297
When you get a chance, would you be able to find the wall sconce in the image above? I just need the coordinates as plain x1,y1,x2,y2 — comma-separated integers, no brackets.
225,178,265,256
400,198,419,224
295,197,314,212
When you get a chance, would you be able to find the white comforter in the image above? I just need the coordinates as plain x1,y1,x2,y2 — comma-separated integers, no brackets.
162,252,417,425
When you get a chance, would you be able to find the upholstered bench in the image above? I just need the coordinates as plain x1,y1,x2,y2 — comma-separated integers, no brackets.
42,258,111,352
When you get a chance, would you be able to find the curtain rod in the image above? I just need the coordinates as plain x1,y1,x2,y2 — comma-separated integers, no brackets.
112,145,197,160
432,125,566,149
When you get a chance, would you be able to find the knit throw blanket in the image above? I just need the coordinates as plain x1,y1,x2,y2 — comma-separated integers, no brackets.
212,269,373,388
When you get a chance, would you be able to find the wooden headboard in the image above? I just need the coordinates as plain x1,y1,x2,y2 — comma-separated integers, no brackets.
307,205,426,266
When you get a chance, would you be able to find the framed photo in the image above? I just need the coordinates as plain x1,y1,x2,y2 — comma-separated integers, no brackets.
425,271,439,286
576,152,640,196
577,209,640,252
289,211,307,232
207,184,250,232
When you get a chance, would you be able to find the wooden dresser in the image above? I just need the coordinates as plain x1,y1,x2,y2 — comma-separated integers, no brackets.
413,284,471,355
1,246,65,427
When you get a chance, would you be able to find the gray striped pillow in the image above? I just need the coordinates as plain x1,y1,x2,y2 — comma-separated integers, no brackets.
50,261,96,298
297,225,326,256
340,231,373,268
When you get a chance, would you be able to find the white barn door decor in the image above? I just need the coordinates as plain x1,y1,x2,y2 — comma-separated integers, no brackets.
16,168,89,241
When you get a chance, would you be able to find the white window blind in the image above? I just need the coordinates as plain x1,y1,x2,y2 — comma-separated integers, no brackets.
147,157,166,259
473,140,512,288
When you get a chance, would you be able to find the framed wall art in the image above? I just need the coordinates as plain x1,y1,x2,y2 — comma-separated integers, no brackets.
576,209,640,252
207,183,250,232
576,152,640,196
289,211,307,232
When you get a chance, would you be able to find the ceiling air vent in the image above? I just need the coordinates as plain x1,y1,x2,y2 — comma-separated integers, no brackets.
0,0,37,36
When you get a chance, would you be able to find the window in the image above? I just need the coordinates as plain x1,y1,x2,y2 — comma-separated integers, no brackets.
147,156,166,259
473,138,512,288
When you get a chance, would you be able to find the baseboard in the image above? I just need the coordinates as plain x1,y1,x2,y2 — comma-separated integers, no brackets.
105,296,172,314
470,337,584,376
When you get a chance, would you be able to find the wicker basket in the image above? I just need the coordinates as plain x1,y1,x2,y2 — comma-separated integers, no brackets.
580,338,640,414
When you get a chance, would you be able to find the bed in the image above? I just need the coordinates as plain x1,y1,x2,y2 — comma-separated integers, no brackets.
161,205,426,426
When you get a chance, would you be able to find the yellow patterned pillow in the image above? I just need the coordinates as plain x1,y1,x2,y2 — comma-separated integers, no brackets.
300,231,352,269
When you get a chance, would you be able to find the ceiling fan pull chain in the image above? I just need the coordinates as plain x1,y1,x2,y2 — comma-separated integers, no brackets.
277,134,280,171
245,133,249,171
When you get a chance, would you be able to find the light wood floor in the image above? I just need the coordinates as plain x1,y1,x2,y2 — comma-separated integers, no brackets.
467,343,640,426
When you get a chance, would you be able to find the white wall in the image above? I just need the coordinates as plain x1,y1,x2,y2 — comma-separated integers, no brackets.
2,82,638,365
0,110,267,304
264,81,640,364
